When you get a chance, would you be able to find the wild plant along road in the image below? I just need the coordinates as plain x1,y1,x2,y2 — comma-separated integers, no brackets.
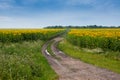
42,37,120,80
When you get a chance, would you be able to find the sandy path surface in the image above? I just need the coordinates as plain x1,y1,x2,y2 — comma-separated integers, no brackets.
41,37,120,80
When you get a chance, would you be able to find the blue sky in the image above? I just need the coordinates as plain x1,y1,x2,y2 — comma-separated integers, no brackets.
0,0,120,28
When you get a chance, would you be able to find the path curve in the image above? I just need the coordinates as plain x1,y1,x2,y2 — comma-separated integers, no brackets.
41,37,120,80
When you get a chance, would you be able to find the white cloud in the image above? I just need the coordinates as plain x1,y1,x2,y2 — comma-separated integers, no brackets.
91,0,114,10
65,0,96,5
0,3,13,9
0,16,13,21
0,10,120,28
21,0,41,5
64,0,115,11
18,0,50,5
0,0,120,28
0,0,15,9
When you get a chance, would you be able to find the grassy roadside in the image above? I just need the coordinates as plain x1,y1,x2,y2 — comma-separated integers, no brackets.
47,40,56,57
46,40,60,60
58,39,120,74
0,40,58,80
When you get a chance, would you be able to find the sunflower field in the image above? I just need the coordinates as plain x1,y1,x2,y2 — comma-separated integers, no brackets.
67,28,120,51
0,29,64,43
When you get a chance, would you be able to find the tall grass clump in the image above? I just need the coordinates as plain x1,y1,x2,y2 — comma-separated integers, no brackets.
0,40,58,80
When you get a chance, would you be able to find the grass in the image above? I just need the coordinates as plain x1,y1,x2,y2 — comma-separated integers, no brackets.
47,40,56,57
58,39,120,74
0,40,58,80
46,40,60,60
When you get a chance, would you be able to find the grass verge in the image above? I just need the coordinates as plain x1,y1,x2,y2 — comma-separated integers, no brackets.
58,39,120,74
0,40,58,80
47,40,56,57
46,40,60,60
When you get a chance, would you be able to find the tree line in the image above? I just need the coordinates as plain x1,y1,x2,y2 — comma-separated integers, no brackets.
44,25,120,29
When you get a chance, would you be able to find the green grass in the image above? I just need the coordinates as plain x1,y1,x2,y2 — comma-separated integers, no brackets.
58,39,120,74
0,40,58,80
46,40,60,60
47,40,56,57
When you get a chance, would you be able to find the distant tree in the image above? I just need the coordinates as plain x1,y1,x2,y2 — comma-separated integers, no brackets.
44,25,119,29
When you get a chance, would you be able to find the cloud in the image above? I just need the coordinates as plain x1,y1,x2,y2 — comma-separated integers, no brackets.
0,16,13,21
91,0,114,10
1,10,120,28
0,0,15,9
0,3,13,9
20,0,50,5
21,0,39,5
63,0,117,11
65,0,96,5
0,0,120,28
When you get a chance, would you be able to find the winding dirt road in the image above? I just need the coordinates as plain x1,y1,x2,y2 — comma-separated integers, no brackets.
41,37,120,80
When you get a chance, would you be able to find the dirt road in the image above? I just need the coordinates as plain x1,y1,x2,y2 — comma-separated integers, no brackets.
41,37,120,80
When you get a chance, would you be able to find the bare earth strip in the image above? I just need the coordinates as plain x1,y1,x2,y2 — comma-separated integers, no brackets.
41,37,120,80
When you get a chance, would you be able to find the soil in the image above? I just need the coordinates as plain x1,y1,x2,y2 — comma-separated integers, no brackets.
41,37,120,80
